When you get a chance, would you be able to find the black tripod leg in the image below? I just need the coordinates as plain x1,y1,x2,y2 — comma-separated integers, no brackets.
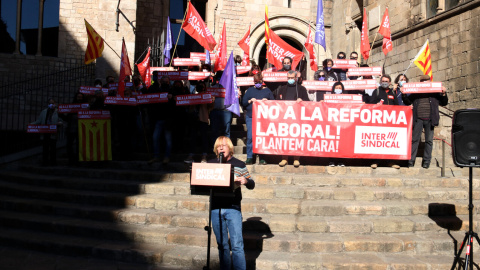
452,233,469,270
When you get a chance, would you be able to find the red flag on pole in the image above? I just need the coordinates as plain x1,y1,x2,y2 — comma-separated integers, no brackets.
182,2,216,51
304,27,318,71
238,26,251,66
360,8,370,60
267,29,304,70
136,47,151,88
214,22,227,72
118,38,132,97
378,7,392,55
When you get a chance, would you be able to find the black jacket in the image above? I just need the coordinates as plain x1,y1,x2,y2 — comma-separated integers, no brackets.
274,84,310,101
367,87,399,105
402,93,448,127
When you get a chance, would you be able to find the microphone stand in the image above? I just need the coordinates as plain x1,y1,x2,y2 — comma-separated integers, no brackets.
203,153,224,270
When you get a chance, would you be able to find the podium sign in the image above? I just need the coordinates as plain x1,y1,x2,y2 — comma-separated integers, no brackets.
191,163,231,187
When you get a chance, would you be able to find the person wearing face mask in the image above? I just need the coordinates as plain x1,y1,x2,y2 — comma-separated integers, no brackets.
310,70,327,101
333,52,348,81
275,70,310,167
322,59,339,82
242,73,275,165
326,82,346,167
393,74,409,106
103,75,115,88
32,98,63,166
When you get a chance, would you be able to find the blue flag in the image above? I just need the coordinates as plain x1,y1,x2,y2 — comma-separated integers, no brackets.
314,0,326,51
164,16,172,65
219,52,240,117
205,50,211,65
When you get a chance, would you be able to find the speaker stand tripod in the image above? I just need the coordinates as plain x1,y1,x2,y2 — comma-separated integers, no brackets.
451,167,480,270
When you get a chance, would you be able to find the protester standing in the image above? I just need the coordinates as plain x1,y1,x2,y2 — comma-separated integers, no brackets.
32,98,63,166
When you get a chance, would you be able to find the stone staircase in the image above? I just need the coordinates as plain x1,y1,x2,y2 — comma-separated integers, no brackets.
0,157,478,269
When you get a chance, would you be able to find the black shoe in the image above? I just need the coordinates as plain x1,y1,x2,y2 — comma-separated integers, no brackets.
245,158,253,165
422,163,430,169
407,162,414,168
259,159,267,165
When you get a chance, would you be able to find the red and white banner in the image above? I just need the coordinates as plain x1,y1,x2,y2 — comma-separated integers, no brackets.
176,94,213,106
378,7,393,55
104,96,137,106
267,30,304,70
304,27,318,71
263,72,288,82
190,163,232,187
236,77,254,86
252,101,412,159
150,67,176,73
79,86,106,95
402,82,443,94
78,110,111,119
264,67,278,72
236,66,251,75
58,103,90,113
182,2,216,51
206,87,226,98
156,71,189,80
346,67,382,77
302,81,335,91
190,52,216,60
27,124,57,133
342,80,377,90
324,94,364,104
188,71,211,80
136,47,151,87
332,59,358,69
172,58,201,66
136,93,169,104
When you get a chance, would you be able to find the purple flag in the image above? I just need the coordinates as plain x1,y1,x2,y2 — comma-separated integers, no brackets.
314,0,326,51
219,52,240,117
164,16,172,65
205,50,211,65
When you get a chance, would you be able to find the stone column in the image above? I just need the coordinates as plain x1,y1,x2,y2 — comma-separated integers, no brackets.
14,0,22,54
36,0,45,56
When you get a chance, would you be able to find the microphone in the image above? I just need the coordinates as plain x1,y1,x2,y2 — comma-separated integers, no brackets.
219,152,224,163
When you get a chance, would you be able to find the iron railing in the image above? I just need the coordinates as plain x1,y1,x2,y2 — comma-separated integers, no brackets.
0,60,96,156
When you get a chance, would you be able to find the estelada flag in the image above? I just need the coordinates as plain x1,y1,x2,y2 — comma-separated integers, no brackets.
118,38,132,97
78,119,112,161
265,5,270,46
413,40,433,81
378,7,392,55
267,29,304,70
214,22,227,72
136,47,151,87
182,2,216,51
304,27,318,71
84,20,104,64
360,8,370,60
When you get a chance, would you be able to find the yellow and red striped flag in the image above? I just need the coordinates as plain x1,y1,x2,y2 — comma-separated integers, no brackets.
265,5,270,46
84,20,104,65
413,40,433,81
78,119,112,161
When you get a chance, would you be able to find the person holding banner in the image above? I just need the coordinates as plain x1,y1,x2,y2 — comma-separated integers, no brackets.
393,74,409,106
333,52,348,81
327,82,347,167
276,70,310,167
312,70,327,101
31,98,63,166
367,75,398,106
402,75,448,169
208,136,254,270
242,73,275,165
321,59,339,82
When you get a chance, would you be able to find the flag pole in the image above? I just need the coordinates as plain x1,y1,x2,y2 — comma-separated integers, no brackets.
103,38,121,59
135,46,150,64
170,1,190,67
367,32,378,65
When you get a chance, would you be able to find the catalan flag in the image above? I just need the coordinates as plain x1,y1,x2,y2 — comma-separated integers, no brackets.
265,5,270,46
78,119,112,161
413,40,433,81
84,20,104,65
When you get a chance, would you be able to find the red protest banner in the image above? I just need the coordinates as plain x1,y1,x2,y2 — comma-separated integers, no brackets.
104,96,137,106
136,93,169,104
342,79,377,90
252,100,412,160
172,58,201,66
156,71,189,80
182,2,216,51
402,82,443,94
79,86,104,95
302,81,335,91
324,94,364,104
188,71,211,80
236,77,254,86
332,59,357,69
27,124,57,133
190,52,216,60
78,110,111,119
150,67,176,73
346,67,382,77
263,71,288,82
236,66,251,75
176,94,213,106
206,87,226,98
58,103,90,113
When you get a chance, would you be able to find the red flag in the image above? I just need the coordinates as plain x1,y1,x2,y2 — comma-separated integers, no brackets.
136,47,151,88
214,22,227,72
241,53,249,66
182,2,216,51
238,26,251,66
304,27,318,71
267,29,304,70
378,7,392,55
360,8,370,60
118,39,132,97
